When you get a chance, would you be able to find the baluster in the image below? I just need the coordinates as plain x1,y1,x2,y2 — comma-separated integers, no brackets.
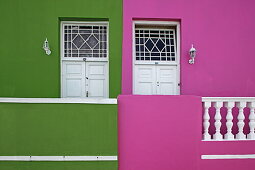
213,102,223,140
236,102,246,139
224,102,235,140
247,102,255,139
203,101,211,140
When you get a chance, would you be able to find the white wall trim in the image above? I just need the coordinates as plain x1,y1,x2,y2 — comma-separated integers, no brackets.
201,154,255,159
202,97,255,102
0,98,117,104
0,156,118,161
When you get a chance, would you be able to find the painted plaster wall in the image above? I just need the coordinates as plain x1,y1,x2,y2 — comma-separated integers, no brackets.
122,0,255,97
200,141,255,170
0,103,117,170
0,0,122,98
118,95,201,170
118,95,255,170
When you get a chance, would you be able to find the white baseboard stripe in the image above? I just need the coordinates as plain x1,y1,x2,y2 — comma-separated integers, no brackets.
0,156,118,161
201,154,255,159
0,98,117,104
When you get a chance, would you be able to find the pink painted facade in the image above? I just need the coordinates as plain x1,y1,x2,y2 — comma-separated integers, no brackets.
122,0,255,97
118,95,255,170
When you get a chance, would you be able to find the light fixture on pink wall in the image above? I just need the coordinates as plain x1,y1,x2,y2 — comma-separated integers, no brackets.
189,44,196,64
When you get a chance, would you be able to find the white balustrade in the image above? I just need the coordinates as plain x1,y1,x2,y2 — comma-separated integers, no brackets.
236,102,246,139
224,102,235,140
213,102,223,140
247,102,255,139
203,101,211,140
202,97,255,141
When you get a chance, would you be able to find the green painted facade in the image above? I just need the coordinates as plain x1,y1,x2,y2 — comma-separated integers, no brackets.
0,103,118,169
0,0,122,98
0,1,121,169
0,162,117,170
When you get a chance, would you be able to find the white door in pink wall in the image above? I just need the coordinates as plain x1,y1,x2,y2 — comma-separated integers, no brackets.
133,21,180,95
134,65,177,95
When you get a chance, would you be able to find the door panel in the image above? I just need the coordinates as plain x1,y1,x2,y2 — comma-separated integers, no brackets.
134,65,156,95
157,66,177,95
134,65,178,95
62,61,86,97
86,62,108,98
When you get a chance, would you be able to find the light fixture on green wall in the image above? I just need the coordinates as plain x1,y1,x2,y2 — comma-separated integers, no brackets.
42,38,51,55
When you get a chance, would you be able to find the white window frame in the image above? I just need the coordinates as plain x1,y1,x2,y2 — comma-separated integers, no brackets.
60,21,109,98
132,20,181,95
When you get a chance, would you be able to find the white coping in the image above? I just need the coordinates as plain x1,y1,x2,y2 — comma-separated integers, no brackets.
201,154,255,159
0,98,117,104
0,156,118,161
202,97,255,102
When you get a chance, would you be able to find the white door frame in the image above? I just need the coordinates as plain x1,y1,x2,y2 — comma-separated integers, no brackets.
60,21,109,98
132,20,181,95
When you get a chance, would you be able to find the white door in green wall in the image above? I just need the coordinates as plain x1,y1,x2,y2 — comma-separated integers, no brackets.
62,61,108,98
133,21,180,95
61,21,109,98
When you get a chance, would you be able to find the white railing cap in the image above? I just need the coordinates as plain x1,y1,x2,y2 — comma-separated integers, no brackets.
202,97,255,102
0,98,117,104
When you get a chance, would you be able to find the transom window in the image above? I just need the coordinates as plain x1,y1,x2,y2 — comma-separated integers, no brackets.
135,26,176,61
63,24,108,58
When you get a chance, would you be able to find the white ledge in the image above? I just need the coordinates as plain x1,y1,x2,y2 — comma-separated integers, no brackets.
202,97,255,102
201,154,255,159
0,156,118,161
0,98,117,104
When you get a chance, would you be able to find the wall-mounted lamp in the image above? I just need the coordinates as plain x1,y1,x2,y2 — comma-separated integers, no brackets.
42,38,51,55
189,44,196,64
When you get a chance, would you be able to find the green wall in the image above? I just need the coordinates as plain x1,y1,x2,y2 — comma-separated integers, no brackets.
0,0,122,98
0,103,117,155
0,103,118,169
0,162,117,170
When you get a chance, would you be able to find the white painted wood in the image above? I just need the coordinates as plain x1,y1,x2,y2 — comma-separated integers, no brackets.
86,62,108,98
248,102,255,139
134,65,157,95
60,21,109,99
201,154,255,159
0,98,117,104
134,65,178,95
0,156,30,161
31,156,63,161
213,102,223,140
132,21,180,95
203,101,211,140
62,61,86,98
156,66,177,95
0,156,118,161
224,102,235,140
202,97,255,102
236,102,246,140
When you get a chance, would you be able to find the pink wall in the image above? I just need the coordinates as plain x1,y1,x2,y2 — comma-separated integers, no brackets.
118,95,202,170
118,95,255,170
122,0,255,97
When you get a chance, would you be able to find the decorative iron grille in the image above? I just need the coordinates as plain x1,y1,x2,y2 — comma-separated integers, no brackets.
135,28,176,61
63,24,107,58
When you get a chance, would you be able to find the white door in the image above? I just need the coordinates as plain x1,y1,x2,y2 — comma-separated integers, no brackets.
86,62,108,98
156,65,177,95
62,61,108,98
133,21,180,95
134,65,178,95
134,65,157,95
62,61,86,98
